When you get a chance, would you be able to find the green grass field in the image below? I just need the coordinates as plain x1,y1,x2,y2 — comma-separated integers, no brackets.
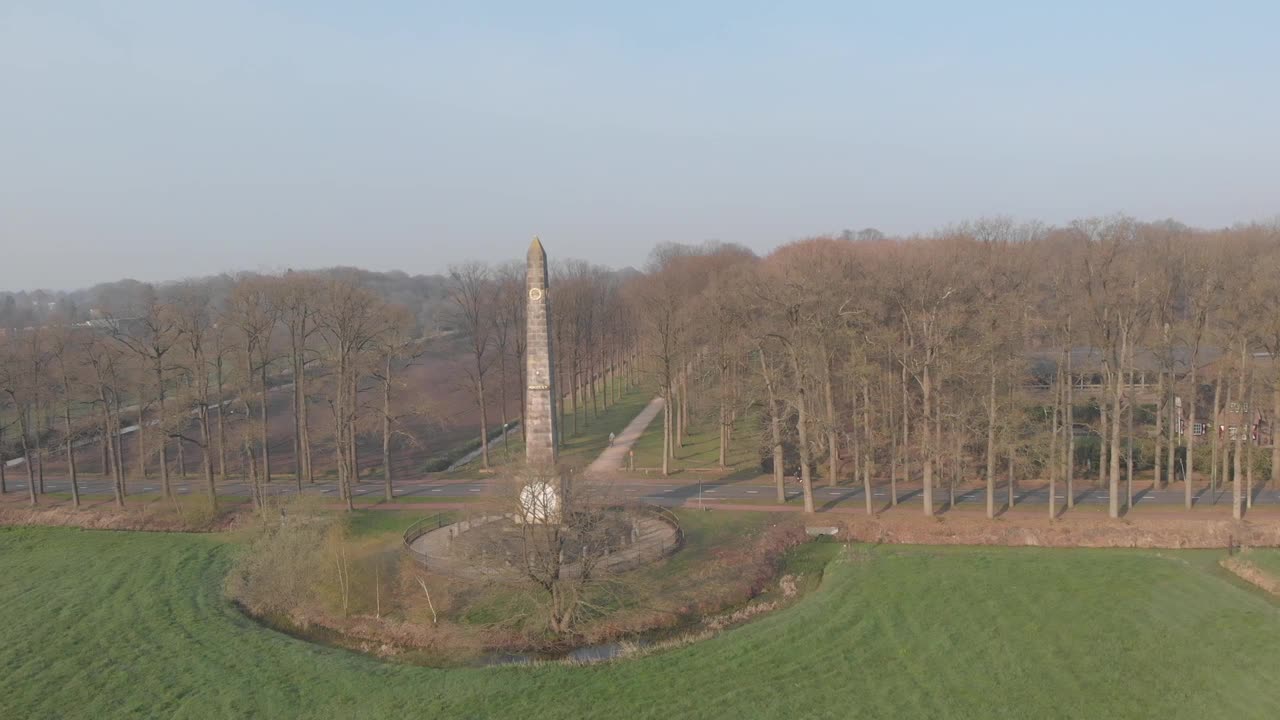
630,408,761,476
4,524,1280,718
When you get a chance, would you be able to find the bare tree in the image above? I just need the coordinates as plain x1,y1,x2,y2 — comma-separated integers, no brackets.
171,284,219,505
110,298,179,498
369,304,423,500
225,277,279,506
278,272,322,485
47,325,84,508
317,277,384,510
448,263,495,470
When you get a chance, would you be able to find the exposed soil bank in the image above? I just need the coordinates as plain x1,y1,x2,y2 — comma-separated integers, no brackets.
0,502,244,532
839,513,1280,549
1220,556,1280,597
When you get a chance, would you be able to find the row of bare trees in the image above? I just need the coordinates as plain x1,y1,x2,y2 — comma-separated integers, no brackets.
630,218,1280,519
0,271,424,511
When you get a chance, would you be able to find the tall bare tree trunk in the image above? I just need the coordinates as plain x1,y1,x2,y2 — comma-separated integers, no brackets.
477,357,490,469
681,367,690,444
797,386,815,514
759,350,785,504
1211,369,1223,493
1049,363,1061,519
1245,361,1255,510
921,364,934,517
383,355,394,501
61,377,79,509
1234,341,1246,519
1154,370,1165,489
718,359,728,468
1186,359,1197,509
1272,369,1280,491
1065,319,1075,509
499,346,510,462
1108,329,1125,519
97,395,122,507
1220,381,1231,497
111,392,125,494
350,373,360,485
1098,402,1107,490
899,350,909,508
1126,365,1135,512
986,367,997,519
1167,378,1177,493
155,363,171,499
199,404,215,505
570,359,579,438
661,387,671,477
675,371,685,448
863,379,873,515
216,360,228,482
34,405,44,496
822,344,838,487
136,403,147,483
259,359,271,485
20,418,36,506
1007,439,1015,509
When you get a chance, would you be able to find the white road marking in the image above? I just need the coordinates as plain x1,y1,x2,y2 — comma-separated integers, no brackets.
468,488,481,493
430,488,443,492
746,490,759,494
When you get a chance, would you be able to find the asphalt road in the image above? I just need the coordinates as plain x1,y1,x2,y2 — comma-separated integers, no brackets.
7,474,1277,509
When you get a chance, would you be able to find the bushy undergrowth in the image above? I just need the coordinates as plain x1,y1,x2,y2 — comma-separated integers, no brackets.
225,497,342,616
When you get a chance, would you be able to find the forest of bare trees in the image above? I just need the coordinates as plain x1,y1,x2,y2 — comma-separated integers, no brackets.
0,263,639,511
3,217,1279,521
631,218,1280,520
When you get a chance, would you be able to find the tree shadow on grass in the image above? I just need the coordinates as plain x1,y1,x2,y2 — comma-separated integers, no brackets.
1014,486,1041,506
820,487,863,513
1132,486,1154,506
1249,478,1268,506
720,467,768,484
1072,488,1092,507
1187,484,1211,507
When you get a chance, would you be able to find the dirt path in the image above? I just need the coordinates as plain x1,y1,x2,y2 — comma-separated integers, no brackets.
585,396,663,478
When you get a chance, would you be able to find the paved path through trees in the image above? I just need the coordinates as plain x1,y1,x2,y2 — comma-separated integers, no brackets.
585,396,663,478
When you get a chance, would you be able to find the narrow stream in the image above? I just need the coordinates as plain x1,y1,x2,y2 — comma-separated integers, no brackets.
478,639,653,666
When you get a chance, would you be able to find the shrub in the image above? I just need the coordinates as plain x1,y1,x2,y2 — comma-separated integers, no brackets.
225,497,342,616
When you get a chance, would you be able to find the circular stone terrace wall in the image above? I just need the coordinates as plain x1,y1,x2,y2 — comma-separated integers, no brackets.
403,505,682,581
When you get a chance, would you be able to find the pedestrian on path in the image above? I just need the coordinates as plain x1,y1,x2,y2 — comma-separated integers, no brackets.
608,432,616,447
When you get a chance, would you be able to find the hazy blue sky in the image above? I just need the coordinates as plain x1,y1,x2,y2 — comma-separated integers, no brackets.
2,1,1277,290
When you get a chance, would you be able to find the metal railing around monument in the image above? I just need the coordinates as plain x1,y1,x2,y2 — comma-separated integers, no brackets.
404,512,449,546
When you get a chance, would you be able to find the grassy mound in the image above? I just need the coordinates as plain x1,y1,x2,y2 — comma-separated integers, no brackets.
2,528,1279,718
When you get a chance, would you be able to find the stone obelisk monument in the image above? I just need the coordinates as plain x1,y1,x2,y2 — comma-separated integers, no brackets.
524,237,559,468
